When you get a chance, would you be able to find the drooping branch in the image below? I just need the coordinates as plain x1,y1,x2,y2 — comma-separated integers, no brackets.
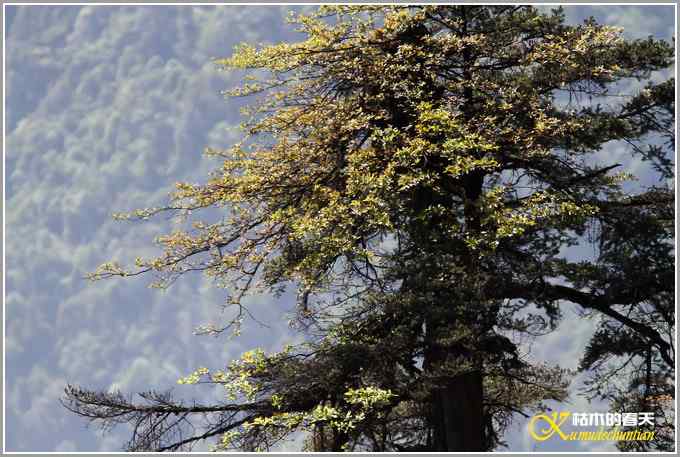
495,282,674,367
61,385,266,451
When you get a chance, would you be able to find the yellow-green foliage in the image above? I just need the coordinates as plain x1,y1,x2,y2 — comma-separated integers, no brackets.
91,6,624,288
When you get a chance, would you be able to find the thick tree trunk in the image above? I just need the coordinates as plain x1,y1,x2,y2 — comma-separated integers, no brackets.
431,371,484,451
424,317,485,452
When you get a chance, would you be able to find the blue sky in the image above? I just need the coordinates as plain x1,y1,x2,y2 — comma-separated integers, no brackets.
4,4,675,452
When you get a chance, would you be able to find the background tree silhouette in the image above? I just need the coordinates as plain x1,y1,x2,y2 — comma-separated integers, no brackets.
63,5,674,451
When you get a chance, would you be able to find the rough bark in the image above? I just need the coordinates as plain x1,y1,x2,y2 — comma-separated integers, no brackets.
432,371,484,451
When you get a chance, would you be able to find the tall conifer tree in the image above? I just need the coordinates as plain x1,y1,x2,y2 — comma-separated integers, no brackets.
64,6,674,451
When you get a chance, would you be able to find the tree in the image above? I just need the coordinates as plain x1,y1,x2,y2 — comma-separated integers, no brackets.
577,83,675,450
63,5,675,452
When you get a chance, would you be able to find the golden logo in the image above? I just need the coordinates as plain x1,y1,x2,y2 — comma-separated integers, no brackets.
529,411,657,442
528,411,571,441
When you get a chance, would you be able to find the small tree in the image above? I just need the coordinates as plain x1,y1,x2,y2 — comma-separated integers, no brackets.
63,6,674,451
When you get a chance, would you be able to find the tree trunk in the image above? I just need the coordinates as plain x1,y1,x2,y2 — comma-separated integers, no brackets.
424,315,484,452
431,370,484,451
